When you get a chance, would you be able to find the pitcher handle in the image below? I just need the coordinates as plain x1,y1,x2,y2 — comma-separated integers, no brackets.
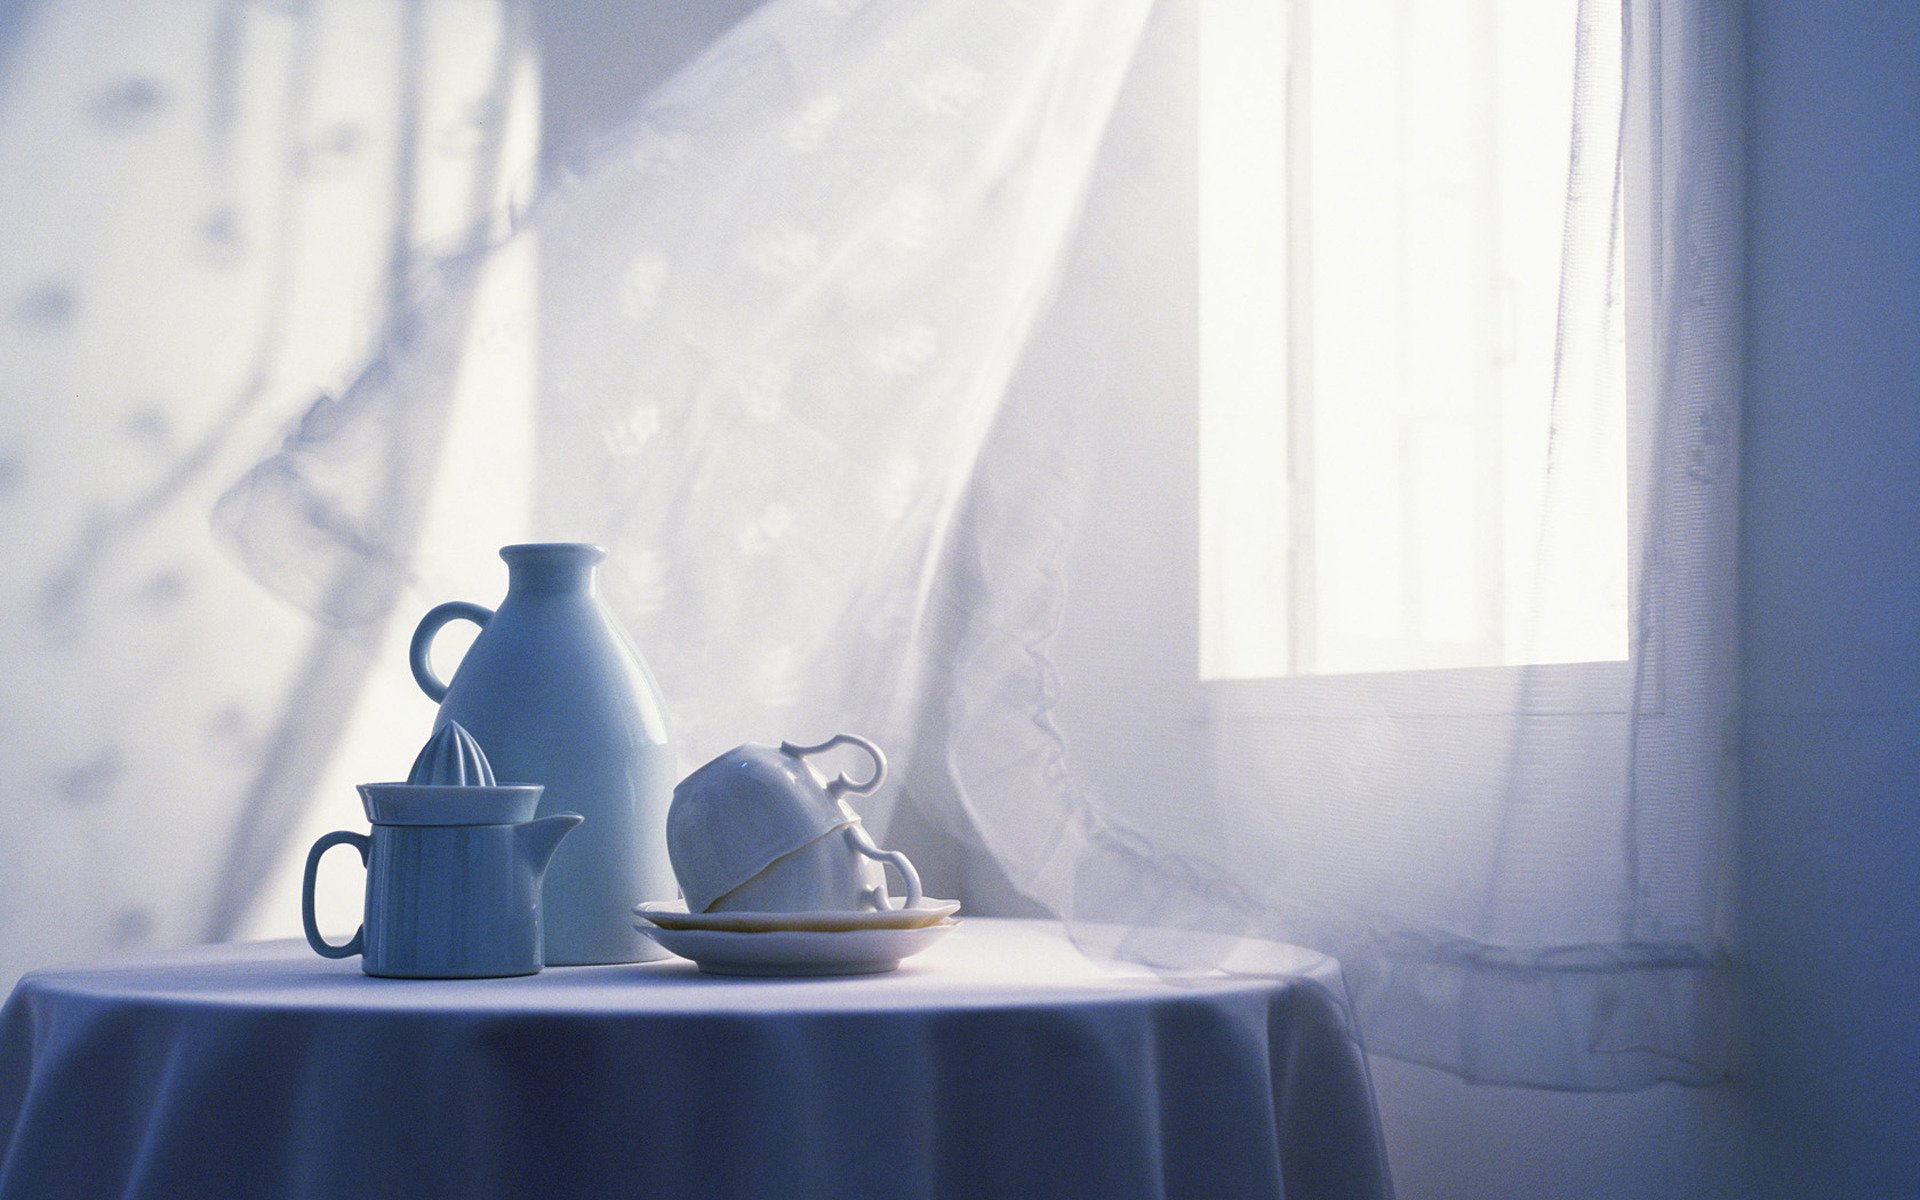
409,602,494,702
780,733,887,799
302,831,369,959
845,824,923,911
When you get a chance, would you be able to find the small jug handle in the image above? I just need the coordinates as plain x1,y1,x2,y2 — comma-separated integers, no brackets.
302,831,369,959
410,602,494,702
780,733,887,799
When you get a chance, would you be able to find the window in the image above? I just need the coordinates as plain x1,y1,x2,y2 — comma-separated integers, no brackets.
1198,0,1627,681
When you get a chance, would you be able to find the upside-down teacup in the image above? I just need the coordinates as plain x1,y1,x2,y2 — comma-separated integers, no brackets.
666,734,922,914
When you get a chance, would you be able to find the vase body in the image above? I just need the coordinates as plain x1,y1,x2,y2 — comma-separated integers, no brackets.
410,543,674,964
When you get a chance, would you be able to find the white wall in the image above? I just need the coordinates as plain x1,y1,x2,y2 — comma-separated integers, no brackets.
1370,1057,1748,1200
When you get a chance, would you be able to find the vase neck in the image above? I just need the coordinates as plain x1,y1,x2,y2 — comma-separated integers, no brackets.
500,542,603,597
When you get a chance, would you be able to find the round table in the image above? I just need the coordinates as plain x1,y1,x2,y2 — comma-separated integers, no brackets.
0,919,1391,1200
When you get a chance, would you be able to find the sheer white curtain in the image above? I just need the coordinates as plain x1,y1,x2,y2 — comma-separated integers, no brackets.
0,0,535,984
2,0,1737,1091
221,0,1160,773
224,0,1743,1090
909,0,1740,1088
228,0,1734,1090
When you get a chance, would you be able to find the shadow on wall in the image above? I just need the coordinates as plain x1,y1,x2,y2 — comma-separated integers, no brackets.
0,0,531,982
1740,2,1920,1196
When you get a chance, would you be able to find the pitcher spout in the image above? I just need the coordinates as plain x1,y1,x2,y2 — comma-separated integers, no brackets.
518,812,585,877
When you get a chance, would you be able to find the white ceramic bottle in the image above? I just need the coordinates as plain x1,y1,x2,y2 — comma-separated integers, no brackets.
409,543,675,965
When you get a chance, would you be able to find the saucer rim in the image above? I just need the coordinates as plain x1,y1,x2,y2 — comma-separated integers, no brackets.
632,920,956,975
631,899,961,933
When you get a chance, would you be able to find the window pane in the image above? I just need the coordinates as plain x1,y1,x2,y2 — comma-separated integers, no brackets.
1200,0,1627,680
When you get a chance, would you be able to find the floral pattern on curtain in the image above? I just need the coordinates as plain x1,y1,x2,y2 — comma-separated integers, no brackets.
0,0,533,983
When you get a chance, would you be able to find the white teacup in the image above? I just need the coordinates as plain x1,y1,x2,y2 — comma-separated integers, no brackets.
711,822,920,914
668,734,923,914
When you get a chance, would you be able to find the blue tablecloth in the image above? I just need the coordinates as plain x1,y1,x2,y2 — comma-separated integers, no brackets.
0,919,1392,1199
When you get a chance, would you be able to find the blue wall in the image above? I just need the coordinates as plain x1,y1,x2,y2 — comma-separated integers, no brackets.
1741,2,1920,1194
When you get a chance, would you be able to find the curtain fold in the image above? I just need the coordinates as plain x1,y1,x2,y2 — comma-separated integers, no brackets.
223,0,1740,1089
905,0,1740,1088
0,0,534,983
2,0,1738,1091
221,0,1159,774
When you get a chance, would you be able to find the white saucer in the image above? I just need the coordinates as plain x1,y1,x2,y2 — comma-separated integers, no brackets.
632,921,956,976
632,899,960,933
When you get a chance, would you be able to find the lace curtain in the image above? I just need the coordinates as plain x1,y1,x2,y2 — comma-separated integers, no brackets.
220,0,1161,824
905,0,1739,1088
1,0,1737,1089
0,0,533,978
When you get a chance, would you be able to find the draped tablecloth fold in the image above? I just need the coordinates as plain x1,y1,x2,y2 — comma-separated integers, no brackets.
0,919,1391,1199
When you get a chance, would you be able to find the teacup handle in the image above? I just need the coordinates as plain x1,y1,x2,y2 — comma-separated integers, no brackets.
409,601,495,703
780,733,887,799
845,824,923,911
302,831,369,959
